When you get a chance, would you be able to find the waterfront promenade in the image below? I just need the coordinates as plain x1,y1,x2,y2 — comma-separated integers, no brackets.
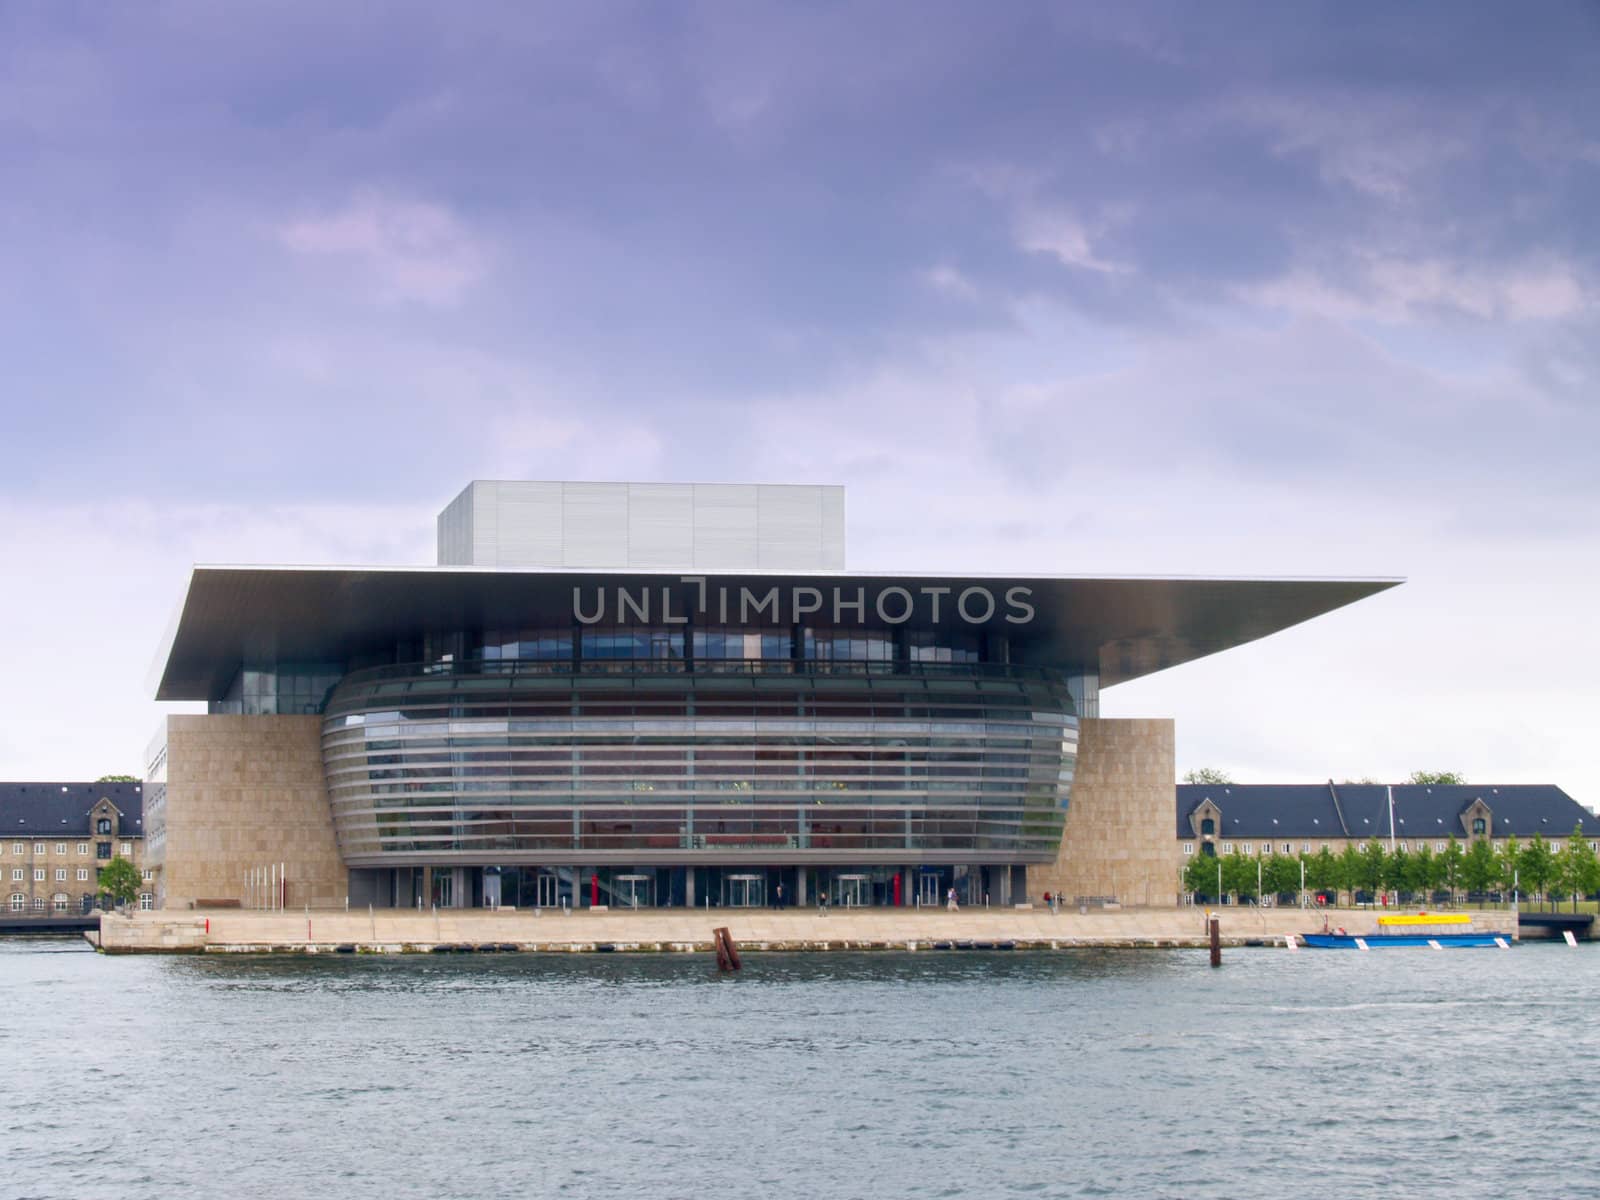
93,904,1518,954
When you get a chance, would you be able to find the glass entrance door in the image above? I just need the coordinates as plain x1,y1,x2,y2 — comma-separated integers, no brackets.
918,871,942,907
722,873,764,907
536,872,560,909
615,873,653,909
432,870,453,908
835,874,870,908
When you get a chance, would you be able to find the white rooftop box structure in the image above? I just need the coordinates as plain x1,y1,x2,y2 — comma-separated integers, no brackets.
436,481,846,571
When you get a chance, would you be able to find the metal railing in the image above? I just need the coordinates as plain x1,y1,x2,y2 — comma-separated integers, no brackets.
337,655,1084,690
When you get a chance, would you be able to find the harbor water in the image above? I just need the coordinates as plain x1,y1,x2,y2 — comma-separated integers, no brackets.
4,939,1599,1198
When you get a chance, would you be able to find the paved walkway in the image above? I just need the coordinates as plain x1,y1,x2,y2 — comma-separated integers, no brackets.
93,905,1518,954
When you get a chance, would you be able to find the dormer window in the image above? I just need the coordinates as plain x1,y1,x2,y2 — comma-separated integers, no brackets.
1472,817,1486,836
1200,818,1215,836
96,818,111,835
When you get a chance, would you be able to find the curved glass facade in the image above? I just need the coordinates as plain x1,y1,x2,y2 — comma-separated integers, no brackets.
321,657,1078,868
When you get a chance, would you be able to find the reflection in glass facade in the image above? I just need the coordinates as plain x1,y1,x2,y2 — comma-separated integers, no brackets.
210,662,344,716
321,655,1079,869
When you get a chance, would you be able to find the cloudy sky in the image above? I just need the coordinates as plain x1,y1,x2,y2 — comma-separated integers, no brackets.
3,2,1597,801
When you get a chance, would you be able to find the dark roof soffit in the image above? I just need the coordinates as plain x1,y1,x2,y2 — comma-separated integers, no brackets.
152,566,1401,701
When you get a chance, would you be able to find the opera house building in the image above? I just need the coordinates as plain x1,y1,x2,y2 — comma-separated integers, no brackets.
144,481,1395,911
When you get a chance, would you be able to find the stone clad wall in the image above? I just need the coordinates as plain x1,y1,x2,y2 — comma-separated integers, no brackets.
155,715,345,910
1029,718,1179,907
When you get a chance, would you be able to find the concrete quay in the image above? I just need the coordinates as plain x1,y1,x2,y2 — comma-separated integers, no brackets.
92,905,1519,955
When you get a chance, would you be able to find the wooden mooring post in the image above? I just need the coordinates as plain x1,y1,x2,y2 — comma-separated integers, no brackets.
713,926,743,971
1209,917,1221,967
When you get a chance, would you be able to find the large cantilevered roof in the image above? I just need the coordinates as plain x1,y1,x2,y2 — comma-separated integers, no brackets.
151,565,1400,701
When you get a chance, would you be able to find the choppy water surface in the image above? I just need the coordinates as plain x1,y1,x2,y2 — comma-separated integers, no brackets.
5,940,1600,1199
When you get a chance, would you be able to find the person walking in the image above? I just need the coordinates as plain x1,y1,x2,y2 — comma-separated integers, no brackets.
774,882,785,910
946,886,959,912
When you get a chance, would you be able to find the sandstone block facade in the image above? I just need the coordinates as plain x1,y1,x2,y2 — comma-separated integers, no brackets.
151,715,345,910
1029,718,1179,907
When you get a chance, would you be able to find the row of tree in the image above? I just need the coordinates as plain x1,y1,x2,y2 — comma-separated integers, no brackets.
1182,826,1600,910
1181,768,1467,786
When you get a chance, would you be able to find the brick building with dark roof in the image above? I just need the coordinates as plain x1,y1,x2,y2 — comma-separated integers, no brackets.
1178,782,1600,863
1,782,152,918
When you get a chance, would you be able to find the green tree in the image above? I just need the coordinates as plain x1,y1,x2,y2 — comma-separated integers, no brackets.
1461,838,1499,897
1305,846,1340,898
1521,833,1556,907
1389,844,1412,900
1182,768,1233,785
1407,771,1466,786
1498,835,1522,896
1358,838,1388,898
1338,777,1380,785
1219,849,1257,901
1424,843,1449,896
1556,826,1600,914
1408,842,1439,898
1440,835,1465,903
96,773,139,783
96,856,142,907
1263,853,1301,901
1183,852,1220,899
1336,843,1364,902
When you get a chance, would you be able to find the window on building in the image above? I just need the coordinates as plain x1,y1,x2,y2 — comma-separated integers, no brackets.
96,843,111,860
33,868,45,882
77,843,88,855
1242,842,1253,854
1221,842,1234,853
10,868,20,881
96,818,111,835
1200,842,1216,858
52,893,68,912
1282,843,1291,854
1200,818,1215,836
1183,843,1194,856
54,868,66,881
8,893,23,912
32,897,44,912
10,842,21,855
54,842,65,855
33,842,44,855
1472,818,1487,836
77,868,89,882
119,842,131,856
139,893,153,911
142,869,153,881
1435,841,1445,852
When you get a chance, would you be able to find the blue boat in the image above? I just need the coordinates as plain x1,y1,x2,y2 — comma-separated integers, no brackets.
1301,931,1506,949
1300,913,1509,949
